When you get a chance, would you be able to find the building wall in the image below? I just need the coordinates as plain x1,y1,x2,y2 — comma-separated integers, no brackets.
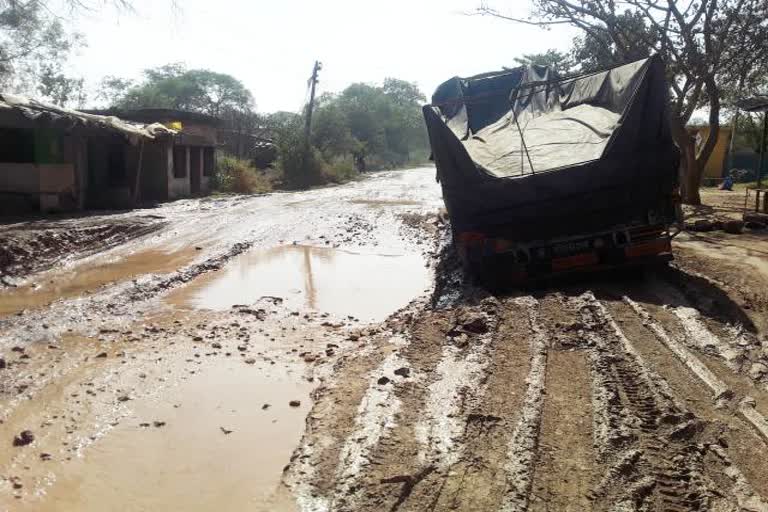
0,163,75,212
39,164,76,211
63,135,88,210
140,140,170,202
201,175,212,194
168,145,191,199
691,126,733,180
0,125,79,213
0,163,40,194
179,122,217,145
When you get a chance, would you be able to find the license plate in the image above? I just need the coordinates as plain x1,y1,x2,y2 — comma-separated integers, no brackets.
553,240,590,256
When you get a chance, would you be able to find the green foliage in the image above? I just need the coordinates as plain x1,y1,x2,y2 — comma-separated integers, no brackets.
322,157,359,184
214,155,273,195
733,112,768,154
569,11,653,73
96,76,137,108
0,1,84,100
275,119,325,189
513,50,573,75
310,78,428,171
101,63,254,117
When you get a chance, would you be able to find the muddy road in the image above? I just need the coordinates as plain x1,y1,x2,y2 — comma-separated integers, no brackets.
2,170,768,511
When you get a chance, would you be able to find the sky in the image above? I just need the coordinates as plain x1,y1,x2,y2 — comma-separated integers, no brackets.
66,0,578,113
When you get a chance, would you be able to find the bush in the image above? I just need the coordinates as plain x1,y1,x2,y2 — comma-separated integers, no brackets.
322,157,359,184
213,155,273,194
278,143,325,189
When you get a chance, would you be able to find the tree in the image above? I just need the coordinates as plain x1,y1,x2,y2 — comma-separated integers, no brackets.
0,1,82,94
311,100,355,158
477,0,768,205
104,63,254,117
0,0,141,97
38,65,86,107
323,79,428,168
513,49,573,75
95,76,136,108
382,78,425,106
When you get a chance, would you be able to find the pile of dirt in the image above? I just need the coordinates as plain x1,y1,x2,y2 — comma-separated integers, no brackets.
0,215,166,284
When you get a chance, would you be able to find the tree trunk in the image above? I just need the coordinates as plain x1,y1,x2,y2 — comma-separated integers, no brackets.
681,141,702,205
670,117,702,205
668,80,721,206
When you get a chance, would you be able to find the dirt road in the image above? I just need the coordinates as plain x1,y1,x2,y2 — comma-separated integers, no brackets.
1,169,768,511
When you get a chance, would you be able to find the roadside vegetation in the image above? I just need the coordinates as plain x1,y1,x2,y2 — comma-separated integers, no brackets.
213,156,274,195
99,65,429,192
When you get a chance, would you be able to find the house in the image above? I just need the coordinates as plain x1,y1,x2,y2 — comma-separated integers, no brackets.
0,93,175,215
87,108,219,200
687,124,733,184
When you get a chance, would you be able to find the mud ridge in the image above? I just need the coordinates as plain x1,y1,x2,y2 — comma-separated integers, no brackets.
0,217,166,283
623,296,733,403
576,292,766,510
500,296,548,512
414,298,501,467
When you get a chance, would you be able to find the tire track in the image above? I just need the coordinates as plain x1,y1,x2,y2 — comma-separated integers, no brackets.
413,302,500,468
424,298,534,512
528,337,595,510
331,348,413,508
575,293,712,511
623,296,733,403
325,301,500,512
499,296,549,512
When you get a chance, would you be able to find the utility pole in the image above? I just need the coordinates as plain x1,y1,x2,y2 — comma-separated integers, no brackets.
304,60,322,154
758,111,767,191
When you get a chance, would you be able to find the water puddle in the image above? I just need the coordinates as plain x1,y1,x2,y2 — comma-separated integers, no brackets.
0,247,198,317
21,360,309,512
168,244,431,322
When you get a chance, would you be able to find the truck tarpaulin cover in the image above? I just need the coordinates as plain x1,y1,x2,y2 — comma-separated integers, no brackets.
423,56,679,242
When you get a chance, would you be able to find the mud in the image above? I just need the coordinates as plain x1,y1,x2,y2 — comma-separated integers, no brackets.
0,214,166,284
168,244,431,322
0,247,198,316
3,170,768,511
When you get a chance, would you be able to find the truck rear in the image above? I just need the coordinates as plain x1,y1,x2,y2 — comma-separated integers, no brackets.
423,56,680,285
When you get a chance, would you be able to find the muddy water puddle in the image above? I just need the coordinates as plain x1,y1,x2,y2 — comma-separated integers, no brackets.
0,247,198,317
168,244,431,322
16,358,310,512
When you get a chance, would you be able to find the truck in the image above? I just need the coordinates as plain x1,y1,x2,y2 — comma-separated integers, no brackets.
423,56,681,285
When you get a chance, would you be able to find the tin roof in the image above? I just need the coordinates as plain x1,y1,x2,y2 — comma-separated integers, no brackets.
0,93,176,143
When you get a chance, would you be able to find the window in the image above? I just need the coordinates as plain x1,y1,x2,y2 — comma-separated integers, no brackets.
173,146,187,178
0,128,35,163
203,147,215,177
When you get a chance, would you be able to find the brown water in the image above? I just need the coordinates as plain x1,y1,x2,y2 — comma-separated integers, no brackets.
0,247,198,317
17,357,309,512
168,244,431,322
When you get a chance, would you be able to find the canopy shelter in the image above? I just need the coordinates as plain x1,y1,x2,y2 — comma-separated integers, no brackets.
735,96,768,185
735,96,768,213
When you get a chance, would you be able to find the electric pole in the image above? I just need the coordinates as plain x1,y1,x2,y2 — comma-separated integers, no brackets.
304,60,322,154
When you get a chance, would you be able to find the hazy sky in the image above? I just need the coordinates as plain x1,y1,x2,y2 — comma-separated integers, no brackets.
67,0,577,113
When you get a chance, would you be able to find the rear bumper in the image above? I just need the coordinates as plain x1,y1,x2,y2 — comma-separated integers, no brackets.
458,227,673,285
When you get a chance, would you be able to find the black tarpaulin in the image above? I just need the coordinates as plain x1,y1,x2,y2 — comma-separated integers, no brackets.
423,56,679,242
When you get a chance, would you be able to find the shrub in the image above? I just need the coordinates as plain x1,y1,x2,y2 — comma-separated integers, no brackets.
322,157,359,184
278,141,326,189
214,155,273,194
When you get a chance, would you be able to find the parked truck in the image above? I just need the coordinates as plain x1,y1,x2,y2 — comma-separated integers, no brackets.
423,56,681,285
